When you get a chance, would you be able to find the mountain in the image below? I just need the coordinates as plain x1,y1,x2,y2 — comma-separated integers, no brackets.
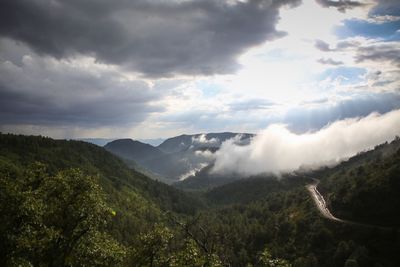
137,138,165,146
104,138,165,164
105,132,254,183
76,137,115,146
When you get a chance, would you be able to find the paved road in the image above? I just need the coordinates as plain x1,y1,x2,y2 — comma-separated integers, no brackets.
306,178,345,223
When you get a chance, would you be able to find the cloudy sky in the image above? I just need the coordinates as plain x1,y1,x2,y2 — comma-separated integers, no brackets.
1,0,400,139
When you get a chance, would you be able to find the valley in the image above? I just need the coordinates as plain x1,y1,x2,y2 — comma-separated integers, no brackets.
1,133,399,266
104,132,254,185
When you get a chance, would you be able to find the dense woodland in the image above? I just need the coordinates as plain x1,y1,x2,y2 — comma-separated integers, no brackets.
318,137,400,226
0,133,399,266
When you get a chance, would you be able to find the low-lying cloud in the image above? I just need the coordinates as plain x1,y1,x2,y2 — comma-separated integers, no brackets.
192,134,220,146
212,109,400,175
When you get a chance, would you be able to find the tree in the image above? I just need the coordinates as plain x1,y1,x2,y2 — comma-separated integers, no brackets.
0,163,126,266
257,248,291,267
130,224,174,266
130,223,222,267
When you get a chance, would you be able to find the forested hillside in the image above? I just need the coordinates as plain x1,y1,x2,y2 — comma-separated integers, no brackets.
318,137,400,226
0,133,207,266
1,133,399,266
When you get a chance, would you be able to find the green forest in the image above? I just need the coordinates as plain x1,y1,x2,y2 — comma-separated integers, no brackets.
1,133,399,266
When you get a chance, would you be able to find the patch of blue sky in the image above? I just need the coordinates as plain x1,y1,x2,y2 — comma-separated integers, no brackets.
335,19,400,40
317,67,366,85
196,80,223,98
254,48,306,62
256,49,285,62
283,91,400,133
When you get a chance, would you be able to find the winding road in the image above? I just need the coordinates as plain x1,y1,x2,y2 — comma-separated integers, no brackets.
306,178,396,230
306,178,345,223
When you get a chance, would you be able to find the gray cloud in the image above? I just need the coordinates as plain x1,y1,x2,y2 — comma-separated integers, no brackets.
315,39,333,51
316,0,367,13
336,40,360,49
0,39,166,127
316,39,361,52
315,39,400,69
369,0,400,16
0,0,301,77
355,44,400,67
317,58,344,65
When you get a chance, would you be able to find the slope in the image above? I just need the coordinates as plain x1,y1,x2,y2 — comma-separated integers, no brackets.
317,137,400,227
0,134,202,217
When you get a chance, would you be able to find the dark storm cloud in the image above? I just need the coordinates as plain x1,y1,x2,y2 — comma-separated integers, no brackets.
0,78,163,126
0,0,301,77
317,58,344,65
355,44,400,67
315,0,366,13
0,39,166,126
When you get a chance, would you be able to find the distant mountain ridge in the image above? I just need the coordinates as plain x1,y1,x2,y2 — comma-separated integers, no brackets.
77,138,165,147
77,138,115,146
104,132,254,183
104,139,165,164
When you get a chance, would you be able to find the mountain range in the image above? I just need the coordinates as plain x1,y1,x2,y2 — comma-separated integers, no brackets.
104,132,254,184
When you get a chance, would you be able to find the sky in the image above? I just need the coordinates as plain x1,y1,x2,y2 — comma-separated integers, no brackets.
0,0,400,140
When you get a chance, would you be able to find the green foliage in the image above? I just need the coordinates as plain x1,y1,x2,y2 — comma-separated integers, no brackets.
0,163,126,266
0,133,203,215
131,224,175,266
0,133,207,266
257,248,291,267
129,224,222,267
319,138,400,226
205,175,308,205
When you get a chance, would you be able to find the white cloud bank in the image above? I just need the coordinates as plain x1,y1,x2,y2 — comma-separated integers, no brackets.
192,134,220,146
212,109,400,175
